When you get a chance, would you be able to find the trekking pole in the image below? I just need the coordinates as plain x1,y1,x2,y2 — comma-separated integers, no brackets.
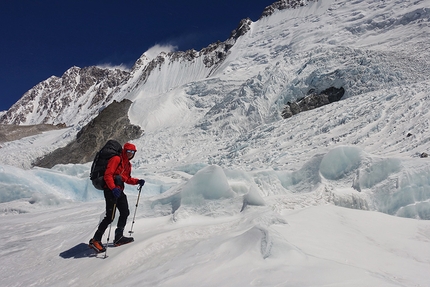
129,184,143,236
104,202,117,259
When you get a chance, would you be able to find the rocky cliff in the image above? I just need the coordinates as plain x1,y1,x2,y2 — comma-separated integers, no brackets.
33,99,142,168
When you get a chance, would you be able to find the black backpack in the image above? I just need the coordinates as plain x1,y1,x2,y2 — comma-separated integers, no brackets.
90,140,122,190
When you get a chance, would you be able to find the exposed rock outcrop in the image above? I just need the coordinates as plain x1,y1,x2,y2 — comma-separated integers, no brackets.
282,87,345,119
33,99,143,168
260,0,316,19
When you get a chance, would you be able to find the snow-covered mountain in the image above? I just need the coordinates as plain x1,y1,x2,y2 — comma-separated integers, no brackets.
0,4,254,127
1,0,430,286
6,0,429,131
0,66,130,126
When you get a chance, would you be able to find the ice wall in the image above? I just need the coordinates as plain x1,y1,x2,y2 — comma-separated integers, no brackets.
2,145,430,220
0,164,100,205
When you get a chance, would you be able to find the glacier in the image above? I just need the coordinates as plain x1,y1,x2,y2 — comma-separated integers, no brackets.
1,0,430,286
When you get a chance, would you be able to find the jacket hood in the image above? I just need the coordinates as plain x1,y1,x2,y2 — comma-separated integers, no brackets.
122,142,137,160
124,143,137,151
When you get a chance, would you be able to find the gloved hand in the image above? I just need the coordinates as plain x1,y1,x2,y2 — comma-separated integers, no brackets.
112,187,121,198
138,179,145,187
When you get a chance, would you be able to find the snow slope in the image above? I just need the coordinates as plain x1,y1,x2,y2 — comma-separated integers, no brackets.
1,0,430,286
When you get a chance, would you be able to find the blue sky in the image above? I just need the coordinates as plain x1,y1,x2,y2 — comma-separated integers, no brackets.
0,0,274,112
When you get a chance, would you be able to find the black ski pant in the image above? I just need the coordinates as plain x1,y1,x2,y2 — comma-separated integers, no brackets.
93,188,130,241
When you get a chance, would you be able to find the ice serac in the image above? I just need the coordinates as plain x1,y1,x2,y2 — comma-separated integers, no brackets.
181,165,235,201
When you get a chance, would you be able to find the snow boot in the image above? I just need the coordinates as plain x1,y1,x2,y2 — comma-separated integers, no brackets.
89,238,106,253
114,228,134,246
114,236,134,246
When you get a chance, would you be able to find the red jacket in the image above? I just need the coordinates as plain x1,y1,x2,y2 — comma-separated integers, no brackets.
104,142,139,190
